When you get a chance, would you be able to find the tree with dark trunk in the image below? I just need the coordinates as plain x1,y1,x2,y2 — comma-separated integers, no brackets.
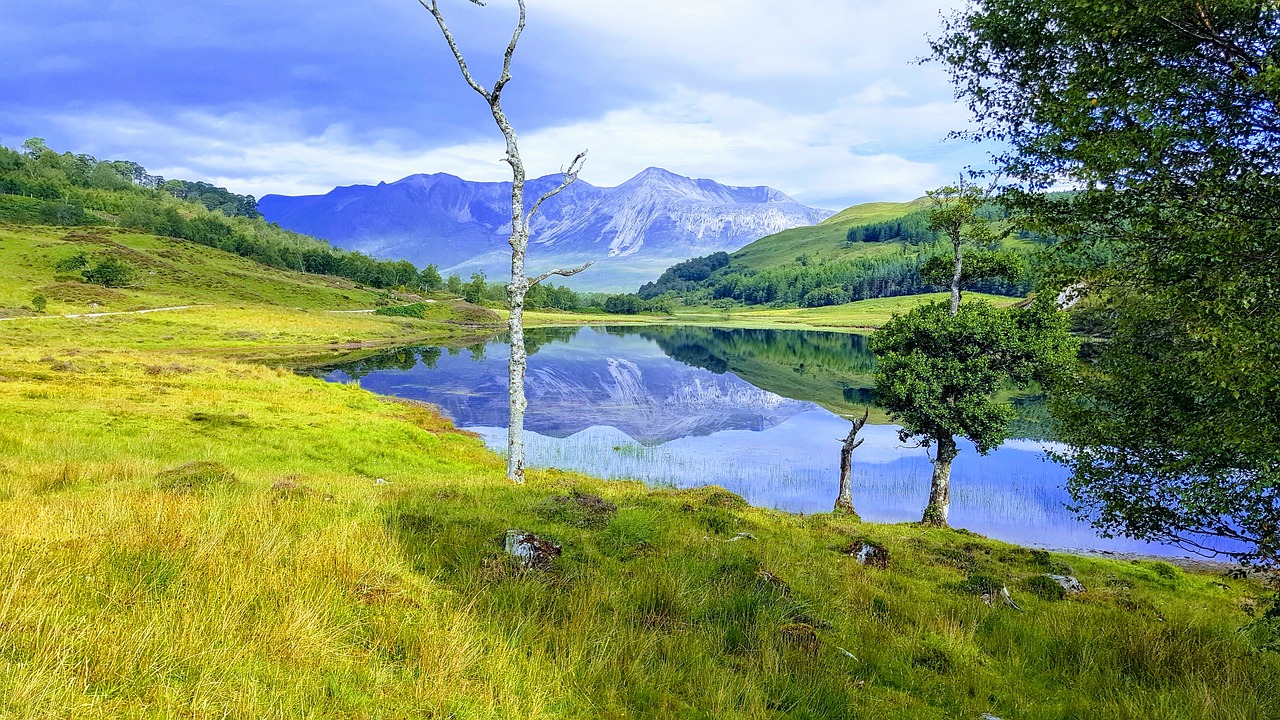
870,297,1076,526
417,0,592,484
834,408,869,515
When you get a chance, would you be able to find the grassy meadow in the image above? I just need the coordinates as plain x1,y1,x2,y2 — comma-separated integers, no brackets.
526,292,1020,334
1,222,1277,719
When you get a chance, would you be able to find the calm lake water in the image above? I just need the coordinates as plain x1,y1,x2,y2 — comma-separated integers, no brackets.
319,325,1195,557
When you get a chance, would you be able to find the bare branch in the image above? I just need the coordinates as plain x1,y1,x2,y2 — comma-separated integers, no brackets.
491,0,527,102
526,150,588,223
418,0,493,100
529,261,594,286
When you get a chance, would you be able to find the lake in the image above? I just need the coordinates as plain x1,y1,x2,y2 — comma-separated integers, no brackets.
318,325,1192,557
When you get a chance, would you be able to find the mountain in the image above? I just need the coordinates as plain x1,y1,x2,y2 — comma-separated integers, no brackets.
258,167,834,291
323,326,819,444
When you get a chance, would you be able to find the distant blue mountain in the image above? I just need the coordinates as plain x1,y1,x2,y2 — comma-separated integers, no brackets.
259,167,833,291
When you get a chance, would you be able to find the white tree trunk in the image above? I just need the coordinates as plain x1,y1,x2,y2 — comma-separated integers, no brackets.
949,234,963,317
421,0,590,484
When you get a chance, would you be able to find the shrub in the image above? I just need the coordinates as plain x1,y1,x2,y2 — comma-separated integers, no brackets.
374,303,428,319
54,253,88,272
82,257,135,287
30,295,47,314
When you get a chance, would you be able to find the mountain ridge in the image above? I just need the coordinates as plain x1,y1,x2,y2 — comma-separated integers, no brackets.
259,168,834,291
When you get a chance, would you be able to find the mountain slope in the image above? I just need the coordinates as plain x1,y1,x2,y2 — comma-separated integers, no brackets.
259,168,834,291
729,197,930,270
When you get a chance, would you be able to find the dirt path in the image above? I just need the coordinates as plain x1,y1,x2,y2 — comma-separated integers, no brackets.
0,305,207,322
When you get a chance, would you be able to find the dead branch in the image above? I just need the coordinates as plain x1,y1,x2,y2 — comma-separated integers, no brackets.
529,261,594,286
418,0,495,100
527,150,588,223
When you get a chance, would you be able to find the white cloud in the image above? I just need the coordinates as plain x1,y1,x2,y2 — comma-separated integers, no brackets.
46,81,970,206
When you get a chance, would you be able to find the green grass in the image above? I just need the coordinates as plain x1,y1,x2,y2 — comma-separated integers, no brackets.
729,198,930,269
0,223,386,315
0,224,1276,718
527,292,1019,334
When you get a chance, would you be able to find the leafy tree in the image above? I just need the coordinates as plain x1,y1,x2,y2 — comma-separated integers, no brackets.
463,273,488,305
445,274,464,297
871,299,1075,525
82,257,135,288
925,180,1006,315
933,0,1280,564
420,264,444,292
918,248,1024,290
38,199,86,226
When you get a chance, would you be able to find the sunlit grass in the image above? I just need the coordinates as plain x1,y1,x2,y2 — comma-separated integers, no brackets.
0,225,1275,718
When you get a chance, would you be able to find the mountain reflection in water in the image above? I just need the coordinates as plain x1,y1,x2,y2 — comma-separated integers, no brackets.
319,325,1186,556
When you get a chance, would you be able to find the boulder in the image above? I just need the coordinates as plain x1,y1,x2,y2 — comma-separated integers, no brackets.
502,530,562,571
1047,574,1086,595
849,541,891,570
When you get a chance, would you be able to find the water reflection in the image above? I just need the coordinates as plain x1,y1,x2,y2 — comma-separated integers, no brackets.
317,325,1177,555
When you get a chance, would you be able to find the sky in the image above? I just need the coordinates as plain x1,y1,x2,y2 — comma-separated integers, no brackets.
0,0,986,210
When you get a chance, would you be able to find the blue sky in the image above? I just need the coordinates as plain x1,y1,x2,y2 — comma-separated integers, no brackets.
0,0,985,209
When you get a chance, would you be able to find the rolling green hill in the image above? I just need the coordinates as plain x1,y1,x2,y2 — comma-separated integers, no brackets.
638,197,1035,308
730,197,931,270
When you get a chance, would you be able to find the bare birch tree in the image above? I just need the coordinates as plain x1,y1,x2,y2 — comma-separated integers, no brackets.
417,0,591,484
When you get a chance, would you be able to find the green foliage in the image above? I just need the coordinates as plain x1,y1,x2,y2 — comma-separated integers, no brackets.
419,264,443,292
53,253,88,273
162,179,261,219
933,0,1280,565
81,257,135,288
373,303,429,319
0,139,438,293
30,295,47,314
919,249,1025,289
955,573,1004,596
638,251,730,298
37,199,88,226
870,299,1077,454
463,273,487,304
845,209,938,244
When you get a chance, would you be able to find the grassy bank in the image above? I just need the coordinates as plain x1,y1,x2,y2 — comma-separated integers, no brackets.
526,292,1020,333
1,224,1276,718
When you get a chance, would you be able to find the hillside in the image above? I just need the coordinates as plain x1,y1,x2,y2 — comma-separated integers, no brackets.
260,167,835,292
730,197,931,270
638,198,1038,308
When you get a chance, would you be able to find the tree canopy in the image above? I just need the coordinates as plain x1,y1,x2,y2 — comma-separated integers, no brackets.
933,0,1280,564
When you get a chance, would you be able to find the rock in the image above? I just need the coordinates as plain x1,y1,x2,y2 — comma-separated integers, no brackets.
1047,574,1086,595
502,529,561,571
848,541,891,570
981,714,1005,720
727,532,757,542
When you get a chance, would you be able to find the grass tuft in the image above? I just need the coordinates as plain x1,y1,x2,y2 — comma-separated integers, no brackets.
155,460,237,492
